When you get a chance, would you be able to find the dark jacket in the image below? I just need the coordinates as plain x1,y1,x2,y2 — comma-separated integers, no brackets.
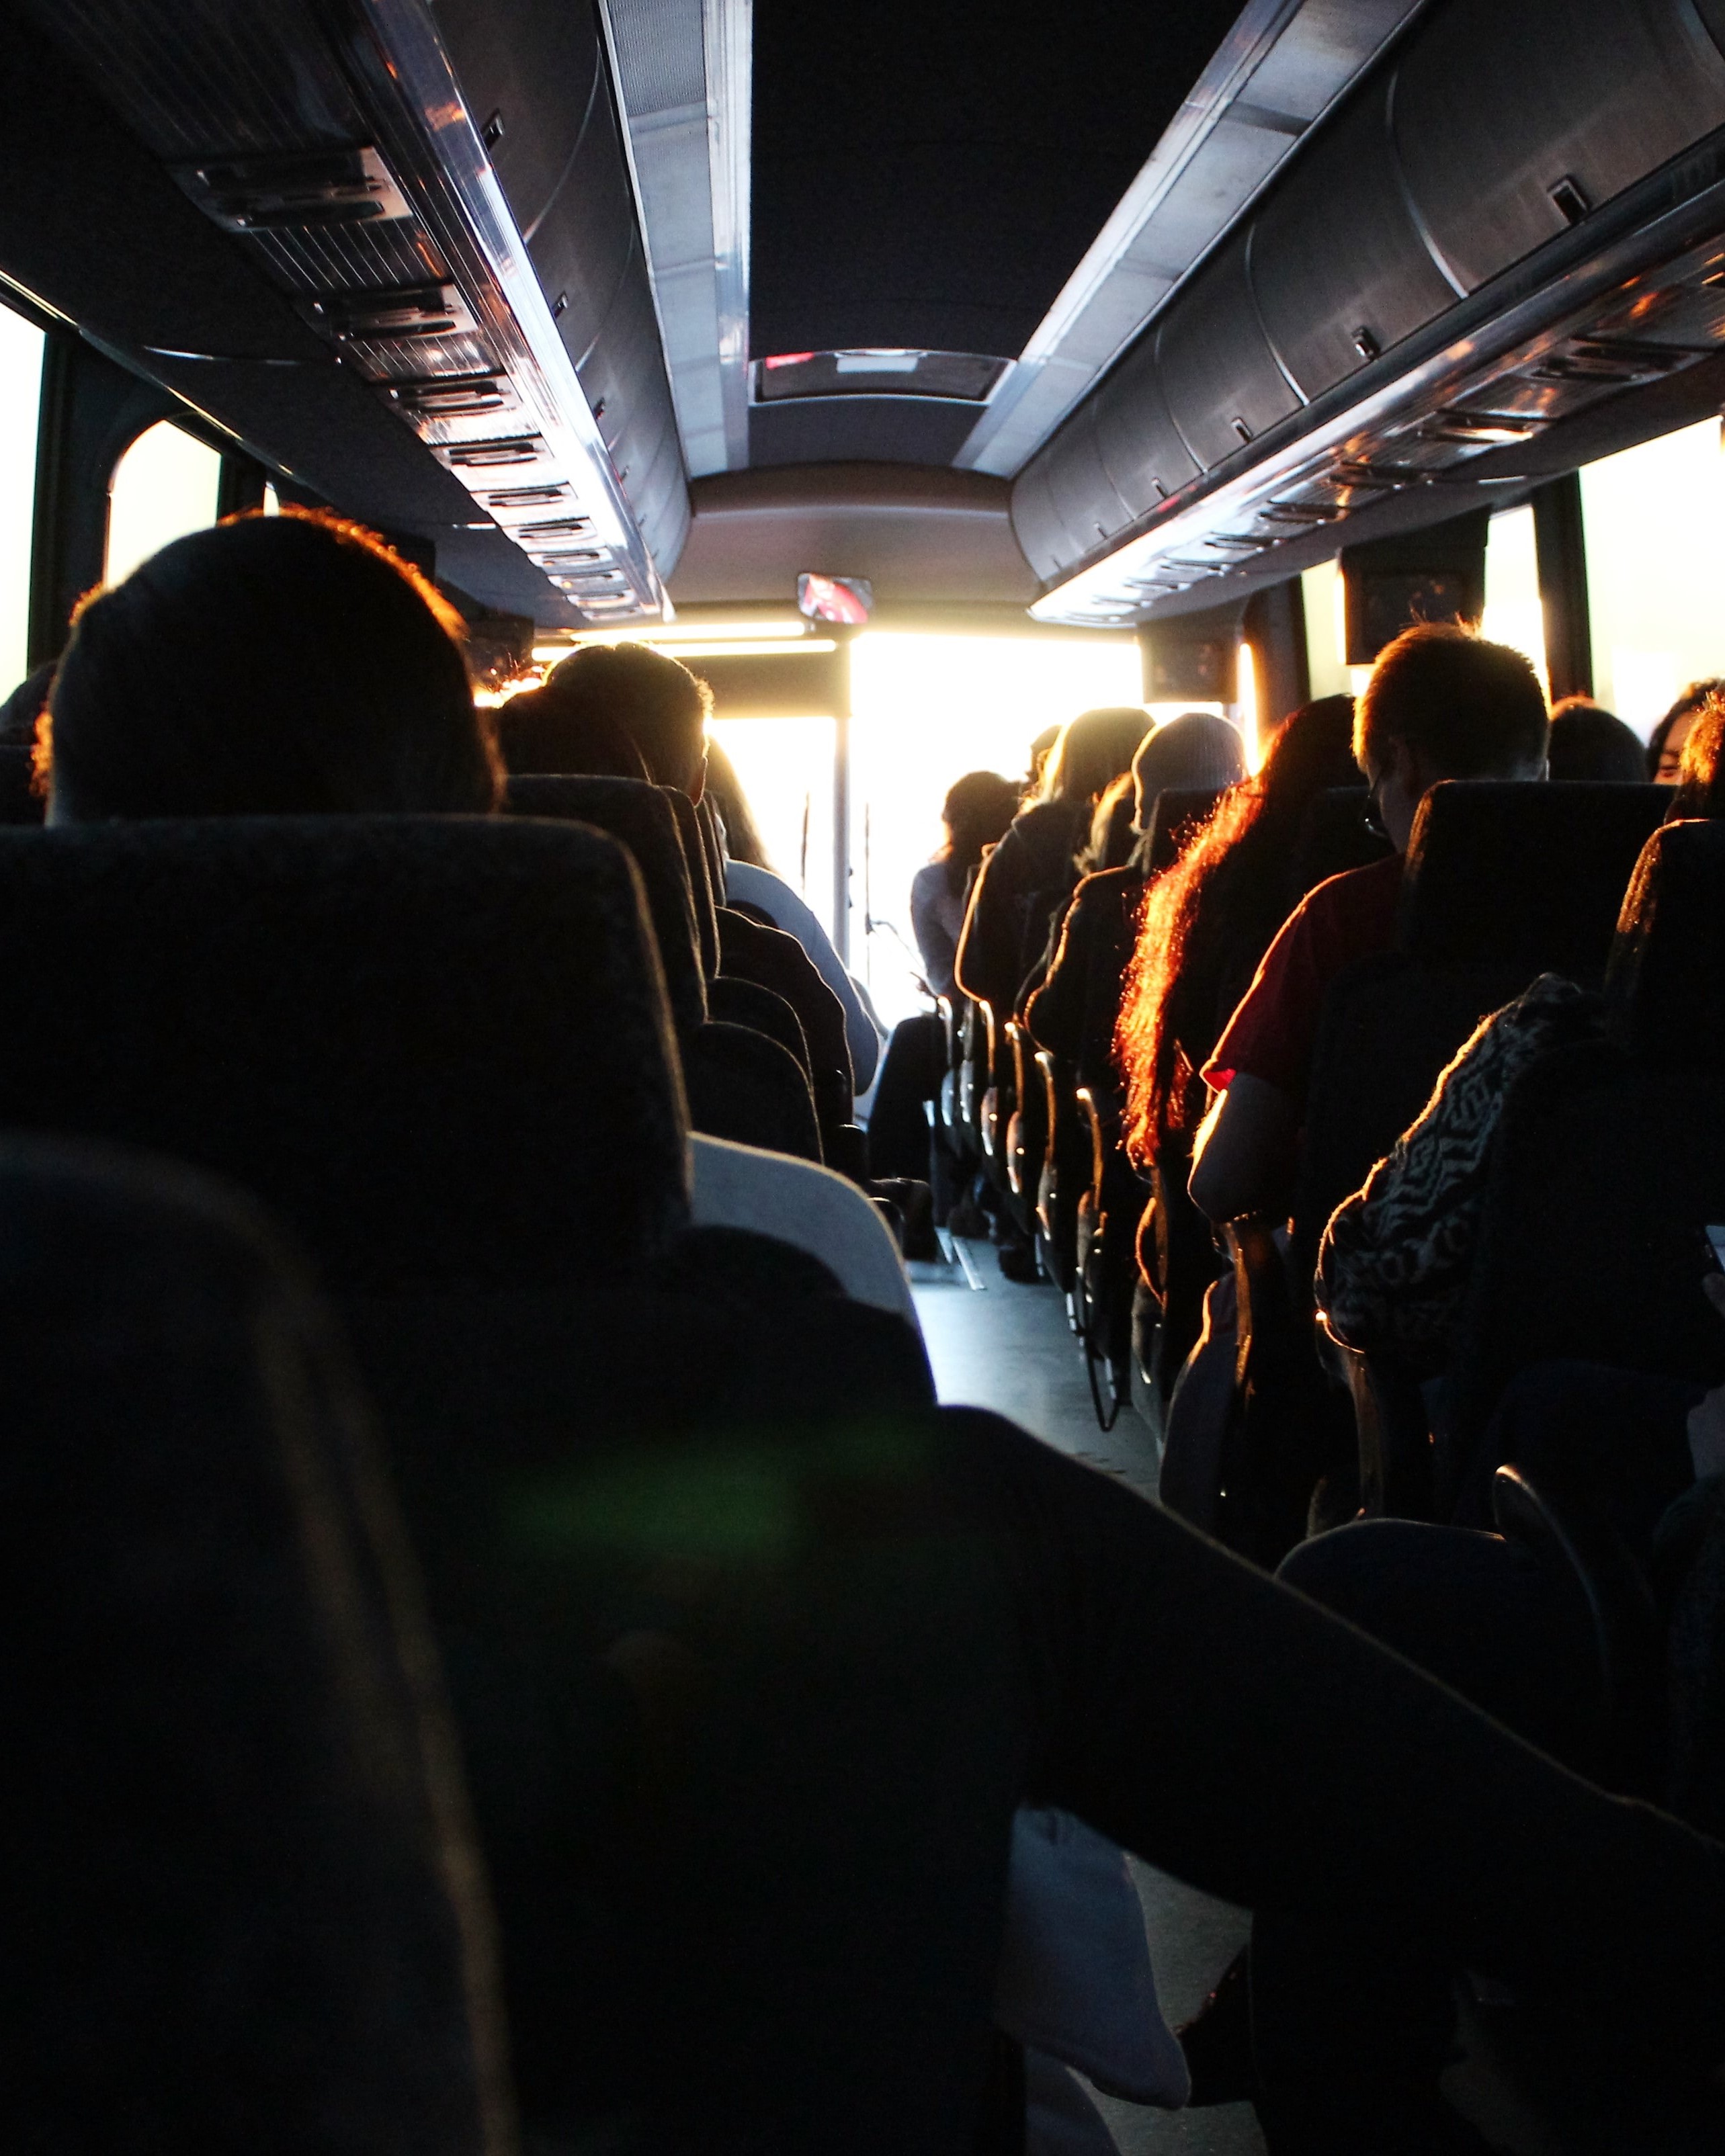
954,800,1085,1021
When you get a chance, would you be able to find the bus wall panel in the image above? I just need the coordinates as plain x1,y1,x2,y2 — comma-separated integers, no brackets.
1041,402,1133,565
1155,233,1302,473
1392,0,1725,293
1252,78,1459,403
1089,339,1201,531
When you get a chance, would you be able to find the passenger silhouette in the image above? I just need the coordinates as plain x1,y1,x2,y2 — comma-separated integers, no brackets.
1548,694,1646,781
1648,677,1724,783
1189,625,1548,1226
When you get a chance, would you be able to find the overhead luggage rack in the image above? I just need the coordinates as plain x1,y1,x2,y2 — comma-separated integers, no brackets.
34,0,672,624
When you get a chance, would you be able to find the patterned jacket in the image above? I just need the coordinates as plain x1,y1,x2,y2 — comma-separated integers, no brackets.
1316,972,1605,1372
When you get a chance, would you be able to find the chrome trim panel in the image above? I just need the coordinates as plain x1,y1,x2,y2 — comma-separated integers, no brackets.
601,0,752,476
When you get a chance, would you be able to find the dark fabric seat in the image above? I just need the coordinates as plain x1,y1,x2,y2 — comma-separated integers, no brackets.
663,785,721,979
1138,786,1220,877
0,740,44,826
1292,781,1670,1279
0,816,689,1291
0,1134,504,2153
1223,784,1674,1558
507,773,706,1037
1286,786,1388,902
1437,820,1725,1515
505,776,821,1162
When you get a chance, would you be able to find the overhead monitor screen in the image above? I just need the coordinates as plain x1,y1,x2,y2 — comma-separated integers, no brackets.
797,573,873,624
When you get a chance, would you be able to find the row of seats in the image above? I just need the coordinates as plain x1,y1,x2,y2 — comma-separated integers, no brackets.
0,801,940,2143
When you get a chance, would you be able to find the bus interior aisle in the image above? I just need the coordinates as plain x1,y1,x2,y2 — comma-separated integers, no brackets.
11,0,1725,2151
914,1235,1265,2156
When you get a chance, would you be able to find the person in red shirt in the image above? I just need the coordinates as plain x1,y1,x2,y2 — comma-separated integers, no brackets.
1189,623,1550,1225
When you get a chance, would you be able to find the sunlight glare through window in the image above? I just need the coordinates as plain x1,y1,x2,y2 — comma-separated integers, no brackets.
106,421,223,587
0,300,44,695
848,631,1142,1029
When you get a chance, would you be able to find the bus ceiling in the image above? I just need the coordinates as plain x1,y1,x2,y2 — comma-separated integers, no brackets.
5,1,1725,630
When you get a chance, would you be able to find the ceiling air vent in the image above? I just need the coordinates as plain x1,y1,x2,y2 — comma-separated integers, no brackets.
175,146,413,231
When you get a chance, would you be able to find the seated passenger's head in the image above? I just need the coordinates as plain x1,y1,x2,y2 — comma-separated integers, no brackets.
1041,706,1151,808
1671,692,1725,818
1130,709,1246,833
1081,772,1140,873
1546,697,1646,783
494,680,650,779
539,642,712,798
1648,679,1722,783
44,509,500,822
1354,622,1548,852
938,769,1021,890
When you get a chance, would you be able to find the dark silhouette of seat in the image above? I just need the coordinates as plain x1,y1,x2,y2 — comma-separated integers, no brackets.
1292,781,1670,1281
1,1134,503,2153
1436,820,1725,1513
1206,783,1677,1559
506,774,821,1160
1286,785,1387,902
1139,786,1220,877
507,773,706,1035
0,816,689,1290
0,740,44,825
663,784,721,979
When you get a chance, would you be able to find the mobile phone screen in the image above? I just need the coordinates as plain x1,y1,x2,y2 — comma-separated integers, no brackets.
1706,1225,1725,1274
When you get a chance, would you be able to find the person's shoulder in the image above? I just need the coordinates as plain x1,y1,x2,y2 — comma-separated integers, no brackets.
725,859,796,914
1288,852,1402,937
911,860,948,900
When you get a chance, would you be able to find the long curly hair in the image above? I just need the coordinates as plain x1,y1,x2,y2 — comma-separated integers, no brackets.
1116,695,1357,1166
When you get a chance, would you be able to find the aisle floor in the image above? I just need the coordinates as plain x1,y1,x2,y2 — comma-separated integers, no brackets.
910,1239,1265,2156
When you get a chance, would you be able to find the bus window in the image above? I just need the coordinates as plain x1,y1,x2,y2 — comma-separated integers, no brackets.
105,420,222,589
1581,417,1725,737
0,300,44,693
1481,503,1548,696
848,631,1142,1029
705,714,837,936
1300,559,1372,703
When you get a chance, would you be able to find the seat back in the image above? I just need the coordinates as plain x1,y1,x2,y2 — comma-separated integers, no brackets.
663,784,721,978
0,818,689,1290
1399,781,1667,978
0,740,44,824
1433,818,1725,1495
1,1135,499,2153
507,773,706,1035
1607,818,1725,1070
1287,786,1386,901
1292,781,1668,1275
1140,787,1220,877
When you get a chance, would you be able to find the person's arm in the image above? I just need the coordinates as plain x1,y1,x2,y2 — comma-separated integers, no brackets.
728,862,882,1090
1188,1073,1300,1223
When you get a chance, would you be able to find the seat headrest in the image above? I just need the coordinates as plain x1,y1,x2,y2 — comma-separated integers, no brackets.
0,1135,501,2151
1288,787,1389,900
0,740,44,825
1140,787,1220,875
506,773,706,1036
0,818,689,1289
1607,817,1725,1066
662,786,720,978
1400,781,1668,976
